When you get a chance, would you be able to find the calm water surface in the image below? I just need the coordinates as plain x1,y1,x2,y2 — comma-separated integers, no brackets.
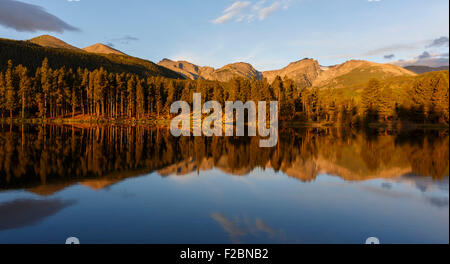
0,125,448,243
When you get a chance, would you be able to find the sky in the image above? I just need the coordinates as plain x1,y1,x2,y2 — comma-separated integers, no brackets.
0,0,449,71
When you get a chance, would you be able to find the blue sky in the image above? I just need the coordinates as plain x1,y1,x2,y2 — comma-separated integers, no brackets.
0,0,448,70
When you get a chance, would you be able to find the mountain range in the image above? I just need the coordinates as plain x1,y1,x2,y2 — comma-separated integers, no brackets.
158,57,417,89
2,35,449,87
157,59,264,82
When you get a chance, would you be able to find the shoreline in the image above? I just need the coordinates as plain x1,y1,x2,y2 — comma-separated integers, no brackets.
0,117,172,126
1,117,448,130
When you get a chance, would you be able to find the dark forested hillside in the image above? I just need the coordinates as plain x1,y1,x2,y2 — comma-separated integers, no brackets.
0,38,183,79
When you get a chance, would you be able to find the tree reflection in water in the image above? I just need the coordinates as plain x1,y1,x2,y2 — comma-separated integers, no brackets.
0,124,448,192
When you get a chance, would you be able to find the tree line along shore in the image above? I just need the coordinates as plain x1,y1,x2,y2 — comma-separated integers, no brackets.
0,58,448,127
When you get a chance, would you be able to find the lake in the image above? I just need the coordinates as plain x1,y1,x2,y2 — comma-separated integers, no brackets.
0,124,448,244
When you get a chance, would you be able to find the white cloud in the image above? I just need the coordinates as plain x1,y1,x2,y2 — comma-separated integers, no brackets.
213,0,291,24
258,2,281,21
213,1,251,24
252,0,268,11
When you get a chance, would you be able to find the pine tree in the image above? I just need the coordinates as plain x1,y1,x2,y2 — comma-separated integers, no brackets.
239,79,251,102
5,60,16,119
87,70,95,116
320,89,335,122
51,69,59,117
362,78,381,122
40,58,51,118
379,87,394,121
181,81,192,103
155,80,163,118
310,88,319,121
165,80,176,115
212,81,224,105
79,69,89,115
94,68,107,116
430,72,449,124
117,73,126,116
34,67,45,119
0,72,5,119
283,77,297,119
260,78,272,102
107,73,116,117
272,76,283,101
412,76,433,122
64,69,74,116
250,80,260,102
227,78,240,101
199,79,211,101
16,65,31,119
146,77,155,115
71,70,81,117
136,78,145,119
127,74,136,118
56,68,66,117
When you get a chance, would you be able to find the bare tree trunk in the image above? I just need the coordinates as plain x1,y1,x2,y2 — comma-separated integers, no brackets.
22,95,25,119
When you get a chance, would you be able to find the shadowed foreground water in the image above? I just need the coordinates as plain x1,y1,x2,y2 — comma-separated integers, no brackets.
0,124,448,243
